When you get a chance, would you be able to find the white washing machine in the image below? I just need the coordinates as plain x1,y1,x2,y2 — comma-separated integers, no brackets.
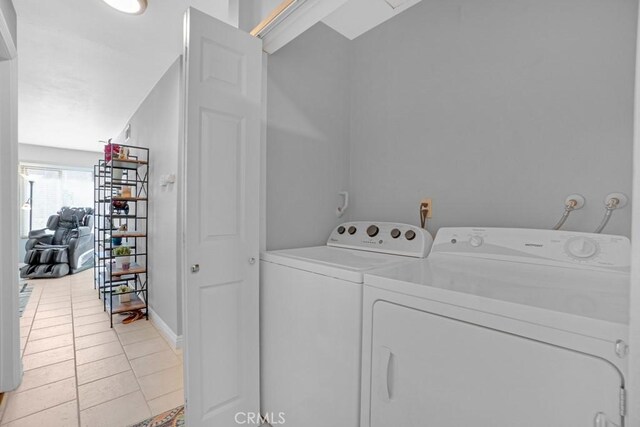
360,227,631,427
260,222,433,427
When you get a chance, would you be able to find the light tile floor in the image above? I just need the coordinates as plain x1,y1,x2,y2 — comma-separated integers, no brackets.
0,270,184,427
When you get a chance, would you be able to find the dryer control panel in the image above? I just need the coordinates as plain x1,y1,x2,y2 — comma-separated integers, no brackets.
327,222,433,258
432,227,630,272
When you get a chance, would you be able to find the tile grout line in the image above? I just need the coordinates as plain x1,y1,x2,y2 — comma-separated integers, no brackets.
74,355,128,388
144,388,184,409
113,318,154,418
27,328,71,341
29,283,78,332
0,395,77,426
76,348,123,367
78,389,141,413
7,367,75,395
70,283,82,427
73,275,152,420
1,281,79,426
134,362,180,380
4,275,181,426
121,326,184,411
75,334,119,352
0,281,41,425
21,281,43,358
112,309,184,412
22,340,74,357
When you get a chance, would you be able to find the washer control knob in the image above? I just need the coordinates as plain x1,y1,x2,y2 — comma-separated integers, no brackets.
337,226,346,234
615,340,629,358
566,237,598,259
348,226,357,235
390,228,401,239
367,225,379,237
405,230,416,241
469,236,484,247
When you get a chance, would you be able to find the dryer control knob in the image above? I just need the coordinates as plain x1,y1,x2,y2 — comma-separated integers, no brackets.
405,230,416,241
337,226,346,234
566,237,598,259
469,236,484,247
367,225,379,237
390,228,401,239
348,226,357,235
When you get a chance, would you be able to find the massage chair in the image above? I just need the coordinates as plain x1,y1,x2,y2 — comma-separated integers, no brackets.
20,207,94,279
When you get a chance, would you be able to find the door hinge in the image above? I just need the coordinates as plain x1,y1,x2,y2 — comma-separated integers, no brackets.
620,387,627,417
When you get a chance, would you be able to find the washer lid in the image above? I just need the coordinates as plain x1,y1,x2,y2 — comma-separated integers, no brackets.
261,246,418,283
364,254,629,340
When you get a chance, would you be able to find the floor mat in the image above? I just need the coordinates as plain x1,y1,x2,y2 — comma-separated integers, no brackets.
129,406,184,427
18,282,33,317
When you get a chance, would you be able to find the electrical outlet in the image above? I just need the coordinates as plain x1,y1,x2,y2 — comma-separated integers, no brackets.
420,198,432,218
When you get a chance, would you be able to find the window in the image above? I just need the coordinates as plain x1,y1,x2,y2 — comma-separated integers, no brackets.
20,164,93,237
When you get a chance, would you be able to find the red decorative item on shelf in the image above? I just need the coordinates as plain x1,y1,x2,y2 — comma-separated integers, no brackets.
104,140,120,162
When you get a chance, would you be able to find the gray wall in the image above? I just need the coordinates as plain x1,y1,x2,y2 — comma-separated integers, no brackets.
266,0,636,245
19,143,98,169
239,0,283,32
113,58,182,337
266,23,351,250
347,0,635,236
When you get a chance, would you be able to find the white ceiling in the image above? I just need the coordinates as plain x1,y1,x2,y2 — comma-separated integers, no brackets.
14,0,234,152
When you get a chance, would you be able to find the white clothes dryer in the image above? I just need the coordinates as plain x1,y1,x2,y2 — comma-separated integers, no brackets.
360,227,630,427
260,222,433,427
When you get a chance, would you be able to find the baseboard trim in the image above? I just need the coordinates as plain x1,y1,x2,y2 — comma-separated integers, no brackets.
148,307,183,350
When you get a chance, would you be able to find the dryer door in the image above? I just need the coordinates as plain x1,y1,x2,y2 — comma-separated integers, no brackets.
369,301,623,427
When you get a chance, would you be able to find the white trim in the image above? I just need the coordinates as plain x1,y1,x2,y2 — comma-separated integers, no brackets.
628,4,640,423
0,58,21,392
260,0,349,54
148,307,183,349
176,53,186,345
178,10,190,406
260,52,267,253
0,0,16,60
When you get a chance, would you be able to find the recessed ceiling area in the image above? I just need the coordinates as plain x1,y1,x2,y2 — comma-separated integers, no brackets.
15,0,235,152
322,0,423,40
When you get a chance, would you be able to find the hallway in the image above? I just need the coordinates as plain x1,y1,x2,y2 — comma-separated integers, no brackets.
0,270,183,427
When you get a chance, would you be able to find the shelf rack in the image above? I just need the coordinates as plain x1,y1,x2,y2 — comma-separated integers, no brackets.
94,144,149,327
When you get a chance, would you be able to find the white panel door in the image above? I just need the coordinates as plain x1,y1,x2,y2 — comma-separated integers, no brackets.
369,302,624,427
183,8,262,427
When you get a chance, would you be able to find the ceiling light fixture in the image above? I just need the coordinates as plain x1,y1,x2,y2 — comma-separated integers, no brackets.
101,0,148,15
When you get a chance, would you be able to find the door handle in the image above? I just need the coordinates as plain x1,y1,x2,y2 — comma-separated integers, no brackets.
248,257,256,265
191,264,200,273
378,346,394,402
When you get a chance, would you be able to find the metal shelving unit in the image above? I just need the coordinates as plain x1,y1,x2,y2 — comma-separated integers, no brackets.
94,145,149,327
